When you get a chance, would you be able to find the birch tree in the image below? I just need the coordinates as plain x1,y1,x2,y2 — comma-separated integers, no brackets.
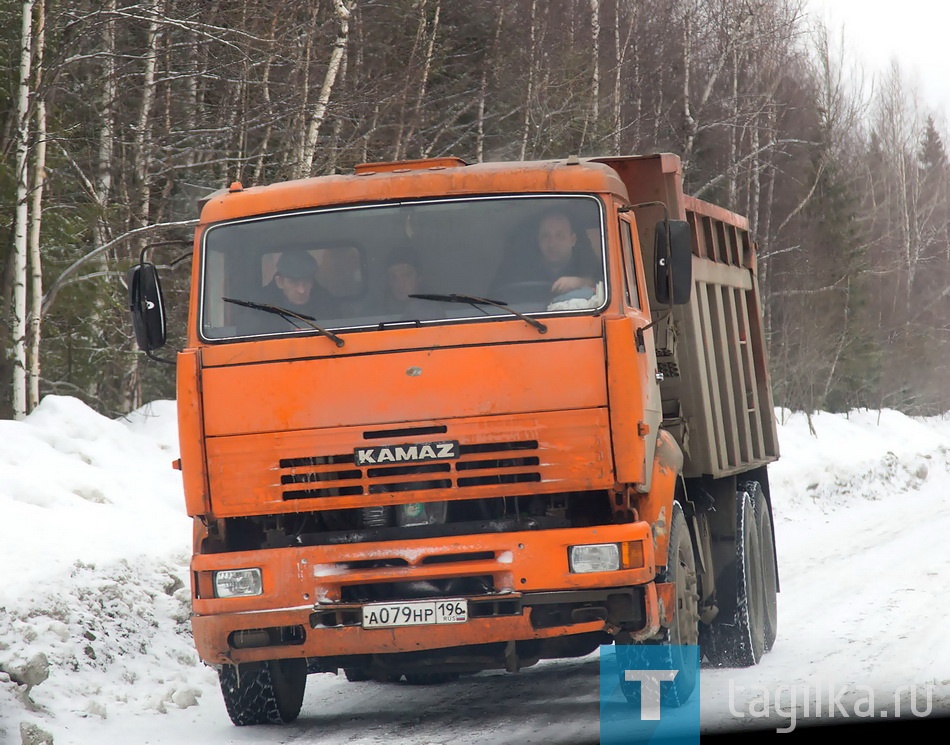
10,0,35,420
298,0,354,178
27,0,47,412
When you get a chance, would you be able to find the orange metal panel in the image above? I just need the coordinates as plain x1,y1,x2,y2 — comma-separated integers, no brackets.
194,612,606,664
632,429,683,567
196,315,604,368
204,408,613,517
189,522,657,664
605,316,648,485
200,337,608,437
198,160,629,226
176,350,210,516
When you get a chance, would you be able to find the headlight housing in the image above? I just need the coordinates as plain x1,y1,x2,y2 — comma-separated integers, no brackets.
569,543,621,573
214,568,263,598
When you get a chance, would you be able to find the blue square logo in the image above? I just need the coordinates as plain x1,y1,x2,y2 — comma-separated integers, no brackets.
600,644,700,745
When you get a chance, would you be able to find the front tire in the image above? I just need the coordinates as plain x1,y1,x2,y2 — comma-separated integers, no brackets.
218,658,307,726
343,667,371,682
617,500,699,708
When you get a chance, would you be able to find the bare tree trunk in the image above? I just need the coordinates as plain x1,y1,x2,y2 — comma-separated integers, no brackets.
631,3,642,148
95,0,116,248
134,1,162,232
393,0,428,161
403,0,440,158
518,0,539,161
819,277,851,409
326,51,348,173
125,0,164,412
292,5,314,175
681,3,695,171
727,48,738,209
362,102,380,163
298,0,353,177
476,2,505,162
27,0,47,413
611,0,622,153
748,115,760,237
580,0,600,150
11,0,35,420
252,13,280,183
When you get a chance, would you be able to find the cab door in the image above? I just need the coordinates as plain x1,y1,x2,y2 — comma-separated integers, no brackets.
614,213,662,491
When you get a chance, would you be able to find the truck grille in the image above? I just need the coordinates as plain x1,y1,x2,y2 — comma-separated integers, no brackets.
280,440,541,501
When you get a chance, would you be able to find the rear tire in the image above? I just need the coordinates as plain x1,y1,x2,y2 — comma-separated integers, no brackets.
745,481,778,652
617,500,699,708
702,489,767,667
218,659,307,726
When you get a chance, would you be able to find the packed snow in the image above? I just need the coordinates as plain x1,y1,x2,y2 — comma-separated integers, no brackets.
1,396,948,744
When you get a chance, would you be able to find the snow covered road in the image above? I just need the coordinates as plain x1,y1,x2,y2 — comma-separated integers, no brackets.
2,399,949,743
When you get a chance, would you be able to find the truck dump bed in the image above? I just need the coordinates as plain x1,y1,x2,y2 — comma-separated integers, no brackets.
593,154,779,479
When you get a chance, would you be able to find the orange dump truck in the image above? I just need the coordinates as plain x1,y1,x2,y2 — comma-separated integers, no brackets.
130,153,780,725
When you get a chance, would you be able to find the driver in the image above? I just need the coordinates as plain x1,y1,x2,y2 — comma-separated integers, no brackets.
491,210,597,299
259,251,339,321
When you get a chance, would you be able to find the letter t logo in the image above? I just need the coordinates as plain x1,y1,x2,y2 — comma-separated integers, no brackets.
624,669,679,720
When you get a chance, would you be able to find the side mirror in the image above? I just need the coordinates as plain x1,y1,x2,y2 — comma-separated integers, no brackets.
128,262,167,352
654,219,692,306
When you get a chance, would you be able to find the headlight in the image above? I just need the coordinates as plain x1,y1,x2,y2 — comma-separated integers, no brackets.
569,543,620,573
214,568,263,598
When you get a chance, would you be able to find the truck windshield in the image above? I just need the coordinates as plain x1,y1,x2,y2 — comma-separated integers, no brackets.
200,195,606,341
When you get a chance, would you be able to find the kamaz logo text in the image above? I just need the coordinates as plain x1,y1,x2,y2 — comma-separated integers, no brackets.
355,440,460,465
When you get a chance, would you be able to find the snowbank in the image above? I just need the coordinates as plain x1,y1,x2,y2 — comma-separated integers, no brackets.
0,397,210,743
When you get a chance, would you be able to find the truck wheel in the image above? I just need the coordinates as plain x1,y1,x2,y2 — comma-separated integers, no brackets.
617,500,699,708
703,489,767,667
744,481,778,652
343,667,371,682
733,489,766,665
218,659,307,726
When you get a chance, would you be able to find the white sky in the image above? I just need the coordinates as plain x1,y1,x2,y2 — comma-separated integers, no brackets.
1,397,949,742
806,0,950,118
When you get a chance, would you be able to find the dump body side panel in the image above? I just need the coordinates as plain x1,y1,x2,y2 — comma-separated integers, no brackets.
592,154,779,478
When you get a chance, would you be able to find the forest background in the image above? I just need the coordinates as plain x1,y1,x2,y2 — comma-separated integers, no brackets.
2,0,948,420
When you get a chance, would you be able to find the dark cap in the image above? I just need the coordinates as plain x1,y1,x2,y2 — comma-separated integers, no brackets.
276,251,318,279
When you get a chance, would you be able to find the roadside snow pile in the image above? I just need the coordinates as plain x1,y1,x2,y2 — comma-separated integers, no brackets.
768,409,950,516
0,396,211,742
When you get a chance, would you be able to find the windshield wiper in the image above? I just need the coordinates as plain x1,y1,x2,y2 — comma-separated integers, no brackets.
222,297,345,347
409,293,547,334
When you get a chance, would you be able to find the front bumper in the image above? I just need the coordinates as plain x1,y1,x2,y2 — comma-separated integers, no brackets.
191,522,659,665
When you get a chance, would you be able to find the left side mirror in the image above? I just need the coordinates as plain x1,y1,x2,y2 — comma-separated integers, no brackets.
654,219,692,306
128,262,167,352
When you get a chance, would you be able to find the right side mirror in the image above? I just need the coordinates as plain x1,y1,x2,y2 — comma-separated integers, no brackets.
654,219,692,306
128,262,167,352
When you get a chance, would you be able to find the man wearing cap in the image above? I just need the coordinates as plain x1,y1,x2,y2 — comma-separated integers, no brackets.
255,251,339,330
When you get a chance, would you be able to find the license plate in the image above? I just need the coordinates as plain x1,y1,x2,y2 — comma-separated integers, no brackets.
361,598,468,629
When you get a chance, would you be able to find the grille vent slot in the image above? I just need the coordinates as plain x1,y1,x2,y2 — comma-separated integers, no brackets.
280,438,542,501
362,425,448,440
